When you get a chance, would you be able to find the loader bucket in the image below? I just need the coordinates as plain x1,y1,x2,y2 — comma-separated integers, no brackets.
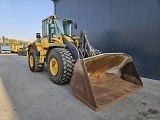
70,53,143,111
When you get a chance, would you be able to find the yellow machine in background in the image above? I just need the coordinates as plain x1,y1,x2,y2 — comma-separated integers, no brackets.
11,45,23,53
18,47,28,56
28,15,143,111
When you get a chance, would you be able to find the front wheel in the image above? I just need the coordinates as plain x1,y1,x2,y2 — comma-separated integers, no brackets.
28,51,44,72
93,48,102,55
90,46,102,55
48,48,75,85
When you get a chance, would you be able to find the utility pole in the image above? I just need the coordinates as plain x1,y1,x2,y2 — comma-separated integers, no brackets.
51,0,58,15
2,36,6,45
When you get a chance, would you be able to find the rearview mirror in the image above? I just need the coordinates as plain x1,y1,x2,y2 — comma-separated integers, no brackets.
36,33,41,39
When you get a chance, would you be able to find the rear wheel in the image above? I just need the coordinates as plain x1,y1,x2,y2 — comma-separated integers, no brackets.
28,51,44,72
48,48,75,85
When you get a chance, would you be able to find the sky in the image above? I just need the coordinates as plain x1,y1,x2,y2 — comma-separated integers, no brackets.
0,0,54,41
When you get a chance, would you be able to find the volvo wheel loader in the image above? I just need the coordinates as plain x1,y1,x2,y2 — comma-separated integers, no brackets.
28,15,143,111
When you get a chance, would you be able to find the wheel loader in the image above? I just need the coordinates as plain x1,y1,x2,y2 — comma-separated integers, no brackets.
11,45,23,53
28,15,143,111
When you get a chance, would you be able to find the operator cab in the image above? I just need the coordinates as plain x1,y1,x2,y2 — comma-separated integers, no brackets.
39,15,75,43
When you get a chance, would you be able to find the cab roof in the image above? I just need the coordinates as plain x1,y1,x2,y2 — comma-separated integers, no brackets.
42,15,73,22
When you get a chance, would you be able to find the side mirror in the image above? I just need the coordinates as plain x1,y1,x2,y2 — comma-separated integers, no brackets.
36,33,41,39
74,23,77,29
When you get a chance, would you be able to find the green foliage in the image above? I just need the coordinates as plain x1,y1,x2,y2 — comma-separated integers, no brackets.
0,38,29,46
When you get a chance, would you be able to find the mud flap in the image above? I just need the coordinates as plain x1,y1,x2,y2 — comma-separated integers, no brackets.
70,53,143,111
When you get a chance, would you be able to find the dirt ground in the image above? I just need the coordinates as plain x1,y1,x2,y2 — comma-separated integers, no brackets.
0,54,160,120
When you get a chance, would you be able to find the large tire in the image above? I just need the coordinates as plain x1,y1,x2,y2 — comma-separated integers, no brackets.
23,50,27,56
18,52,22,55
90,46,102,55
94,48,102,55
48,48,75,85
28,51,44,72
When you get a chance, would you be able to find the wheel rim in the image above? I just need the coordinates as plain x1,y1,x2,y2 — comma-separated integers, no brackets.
50,58,58,75
30,56,34,67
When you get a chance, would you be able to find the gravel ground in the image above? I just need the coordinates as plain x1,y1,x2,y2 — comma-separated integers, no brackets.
0,54,160,120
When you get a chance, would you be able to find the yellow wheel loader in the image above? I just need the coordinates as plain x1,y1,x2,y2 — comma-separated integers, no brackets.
28,15,143,111
11,45,23,53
